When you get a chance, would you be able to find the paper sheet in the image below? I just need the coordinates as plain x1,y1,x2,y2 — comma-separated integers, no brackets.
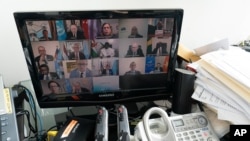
201,47,250,89
198,59,250,103
192,85,250,124
195,67,250,116
194,38,229,56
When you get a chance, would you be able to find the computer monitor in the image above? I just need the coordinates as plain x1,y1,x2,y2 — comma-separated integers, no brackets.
13,9,184,108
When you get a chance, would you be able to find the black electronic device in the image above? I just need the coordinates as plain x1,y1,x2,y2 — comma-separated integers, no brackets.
172,68,195,114
54,117,95,141
13,9,183,108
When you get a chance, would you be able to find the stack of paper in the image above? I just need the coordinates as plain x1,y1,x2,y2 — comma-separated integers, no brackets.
191,47,250,124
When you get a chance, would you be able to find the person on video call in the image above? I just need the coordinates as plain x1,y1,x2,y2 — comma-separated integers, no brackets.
39,64,59,80
66,24,85,40
47,80,61,94
156,20,164,30
72,81,90,94
97,23,118,39
68,42,86,60
125,61,141,75
100,42,115,58
128,26,143,38
41,80,61,101
148,20,164,36
154,63,163,72
125,42,144,57
152,42,168,56
102,63,113,75
69,60,92,78
39,29,52,41
35,46,54,67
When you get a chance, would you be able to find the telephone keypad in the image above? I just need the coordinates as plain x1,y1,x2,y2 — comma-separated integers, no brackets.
175,128,218,141
170,113,219,141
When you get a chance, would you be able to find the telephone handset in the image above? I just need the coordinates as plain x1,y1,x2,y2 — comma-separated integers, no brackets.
134,107,175,141
134,107,220,141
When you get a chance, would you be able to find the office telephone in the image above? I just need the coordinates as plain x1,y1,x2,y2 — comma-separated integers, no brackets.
133,107,219,141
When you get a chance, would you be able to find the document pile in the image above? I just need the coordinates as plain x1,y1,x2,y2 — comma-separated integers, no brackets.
191,47,250,124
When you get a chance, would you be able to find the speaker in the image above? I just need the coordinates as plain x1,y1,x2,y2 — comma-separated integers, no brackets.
172,68,195,114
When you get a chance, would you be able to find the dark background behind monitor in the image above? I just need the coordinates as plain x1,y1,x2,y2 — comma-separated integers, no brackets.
13,9,184,108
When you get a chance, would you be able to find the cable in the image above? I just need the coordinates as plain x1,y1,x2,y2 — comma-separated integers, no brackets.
16,110,36,135
67,107,76,117
14,84,38,130
26,88,44,140
39,125,58,141
197,101,205,112
13,84,41,140
46,125,58,132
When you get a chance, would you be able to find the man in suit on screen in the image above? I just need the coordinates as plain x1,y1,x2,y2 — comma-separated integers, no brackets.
125,42,144,57
125,61,141,75
68,42,86,60
72,81,90,94
152,42,168,56
69,60,92,78
39,64,59,80
35,46,54,67
154,63,163,73
66,24,85,40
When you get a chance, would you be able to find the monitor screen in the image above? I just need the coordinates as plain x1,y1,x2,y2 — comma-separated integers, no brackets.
14,9,183,108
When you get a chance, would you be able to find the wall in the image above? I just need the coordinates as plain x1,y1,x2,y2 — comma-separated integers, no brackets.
1,0,250,87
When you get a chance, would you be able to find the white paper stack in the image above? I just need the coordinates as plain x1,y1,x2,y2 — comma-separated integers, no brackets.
191,47,250,124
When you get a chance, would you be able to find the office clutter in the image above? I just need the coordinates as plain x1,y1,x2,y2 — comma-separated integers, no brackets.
52,105,219,141
1,76,222,141
179,38,250,125
177,38,250,139
192,47,250,124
